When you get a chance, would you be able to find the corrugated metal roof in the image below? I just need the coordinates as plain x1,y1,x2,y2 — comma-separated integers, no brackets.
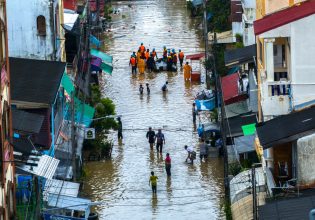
234,135,255,154
18,155,60,179
43,179,80,200
10,57,66,105
224,44,256,67
256,106,315,148
47,194,91,211
225,100,249,118
222,73,248,105
12,109,44,134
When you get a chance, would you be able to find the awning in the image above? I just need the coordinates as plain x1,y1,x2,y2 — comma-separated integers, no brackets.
63,10,79,32
61,73,75,96
225,101,249,118
221,73,248,105
224,44,256,67
13,137,38,156
225,113,257,137
197,123,220,137
90,49,113,74
12,109,44,134
43,179,80,199
256,106,315,149
234,135,255,154
18,155,60,179
90,55,102,72
47,194,91,211
186,53,205,60
195,97,215,111
74,98,95,126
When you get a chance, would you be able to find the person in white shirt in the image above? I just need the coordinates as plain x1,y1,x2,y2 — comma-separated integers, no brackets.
184,145,196,164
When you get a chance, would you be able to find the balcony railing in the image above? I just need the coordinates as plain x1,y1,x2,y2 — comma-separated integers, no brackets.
268,81,291,96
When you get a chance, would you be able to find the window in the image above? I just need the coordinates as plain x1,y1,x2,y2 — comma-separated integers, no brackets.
37,15,46,36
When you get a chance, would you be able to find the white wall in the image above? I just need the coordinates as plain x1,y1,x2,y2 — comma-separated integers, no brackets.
6,0,54,60
297,133,315,186
290,15,315,109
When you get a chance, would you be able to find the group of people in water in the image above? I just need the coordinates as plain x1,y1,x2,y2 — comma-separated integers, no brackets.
129,43,188,74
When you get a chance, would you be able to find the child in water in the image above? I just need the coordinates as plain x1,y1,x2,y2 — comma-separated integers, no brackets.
139,84,144,94
146,83,150,94
161,81,168,92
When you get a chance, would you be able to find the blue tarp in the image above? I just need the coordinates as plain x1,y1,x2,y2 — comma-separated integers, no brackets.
90,35,101,48
197,123,220,137
192,0,203,7
195,97,216,111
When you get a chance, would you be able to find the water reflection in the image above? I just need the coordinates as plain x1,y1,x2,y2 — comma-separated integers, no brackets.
82,0,224,219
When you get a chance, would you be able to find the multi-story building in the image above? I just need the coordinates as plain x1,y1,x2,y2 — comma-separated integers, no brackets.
6,0,66,61
0,0,15,219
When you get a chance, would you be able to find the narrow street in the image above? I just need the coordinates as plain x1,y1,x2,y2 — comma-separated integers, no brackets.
82,0,224,219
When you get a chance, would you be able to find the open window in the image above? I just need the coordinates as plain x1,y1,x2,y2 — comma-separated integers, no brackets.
37,15,46,36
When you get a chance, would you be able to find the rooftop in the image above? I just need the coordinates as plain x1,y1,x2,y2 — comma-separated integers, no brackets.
10,57,66,105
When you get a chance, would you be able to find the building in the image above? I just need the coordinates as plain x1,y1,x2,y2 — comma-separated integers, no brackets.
6,0,66,61
254,0,315,121
241,0,256,46
0,0,15,219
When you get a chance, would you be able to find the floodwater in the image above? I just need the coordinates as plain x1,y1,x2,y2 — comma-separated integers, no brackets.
82,0,224,219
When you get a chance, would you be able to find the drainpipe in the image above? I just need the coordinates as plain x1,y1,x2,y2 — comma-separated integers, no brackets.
50,105,55,157
49,0,57,60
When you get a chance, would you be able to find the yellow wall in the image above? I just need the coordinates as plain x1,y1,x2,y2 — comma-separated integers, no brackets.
59,0,66,62
256,0,307,18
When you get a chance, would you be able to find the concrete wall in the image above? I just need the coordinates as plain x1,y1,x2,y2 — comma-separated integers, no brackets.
297,133,315,187
290,15,315,109
7,0,55,60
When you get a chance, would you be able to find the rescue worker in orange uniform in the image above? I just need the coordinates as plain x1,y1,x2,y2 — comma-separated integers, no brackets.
138,57,146,74
178,49,185,67
145,49,150,60
163,46,167,61
137,49,142,63
139,43,146,53
172,52,178,66
183,61,192,81
129,55,137,74
152,48,157,60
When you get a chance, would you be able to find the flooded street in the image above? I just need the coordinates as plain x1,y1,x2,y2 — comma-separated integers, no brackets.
82,0,224,219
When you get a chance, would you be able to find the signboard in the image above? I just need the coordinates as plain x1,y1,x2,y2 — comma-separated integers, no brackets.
84,128,95,139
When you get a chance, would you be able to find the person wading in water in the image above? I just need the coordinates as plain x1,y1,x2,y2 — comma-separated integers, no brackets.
146,127,156,150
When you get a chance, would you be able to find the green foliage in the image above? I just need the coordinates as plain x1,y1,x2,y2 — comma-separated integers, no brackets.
83,85,117,158
212,44,228,76
210,108,218,122
206,0,230,32
223,199,232,220
235,42,244,48
229,162,242,176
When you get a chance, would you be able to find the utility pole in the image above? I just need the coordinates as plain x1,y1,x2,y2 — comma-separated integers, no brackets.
71,0,91,181
203,0,210,89
210,33,230,211
71,91,76,181
252,166,257,220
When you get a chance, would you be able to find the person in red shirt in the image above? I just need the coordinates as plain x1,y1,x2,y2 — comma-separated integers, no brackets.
165,153,171,176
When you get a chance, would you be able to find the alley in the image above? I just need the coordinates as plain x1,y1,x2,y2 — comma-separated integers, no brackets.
82,0,224,219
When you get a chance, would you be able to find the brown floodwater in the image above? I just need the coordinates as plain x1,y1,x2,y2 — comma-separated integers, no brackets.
82,0,224,219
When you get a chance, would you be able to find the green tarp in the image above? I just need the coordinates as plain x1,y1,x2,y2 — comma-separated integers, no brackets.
101,62,113,75
90,49,113,75
74,97,95,126
242,123,256,136
61,73,75,95
90,49,113,64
